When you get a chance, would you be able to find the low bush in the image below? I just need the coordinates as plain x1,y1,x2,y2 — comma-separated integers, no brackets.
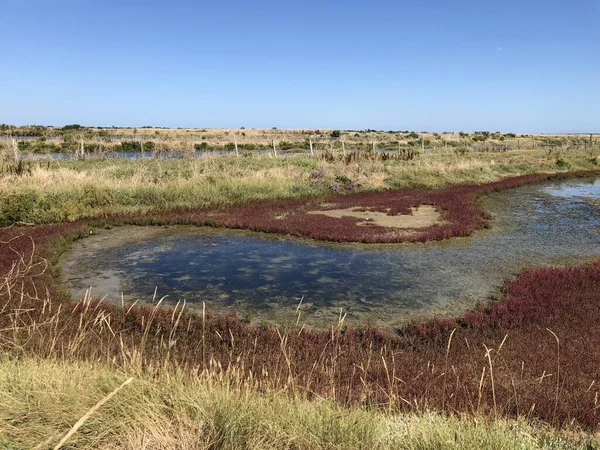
17,139,63,154
0,188,48,223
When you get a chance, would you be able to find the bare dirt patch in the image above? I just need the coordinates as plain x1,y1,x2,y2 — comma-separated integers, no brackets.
307,205,444,229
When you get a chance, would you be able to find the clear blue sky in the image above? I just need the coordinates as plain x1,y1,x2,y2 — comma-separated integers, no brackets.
1,0,598,132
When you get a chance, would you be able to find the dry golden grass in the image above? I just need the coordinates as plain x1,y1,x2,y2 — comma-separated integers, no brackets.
1,356,592,449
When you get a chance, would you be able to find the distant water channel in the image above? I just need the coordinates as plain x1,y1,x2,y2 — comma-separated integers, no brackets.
19,150,307,160
60,178,600,328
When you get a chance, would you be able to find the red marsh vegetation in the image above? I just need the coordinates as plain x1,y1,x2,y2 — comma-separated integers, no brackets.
111,170,599,243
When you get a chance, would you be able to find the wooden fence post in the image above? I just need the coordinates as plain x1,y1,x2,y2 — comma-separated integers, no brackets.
79,139,85,160
272,139,277,158
140,140,144,158
11,138,19,161
421,137,425,152
234,138,239,158
341,140,346,157
309,139,314,156
532,136,536,149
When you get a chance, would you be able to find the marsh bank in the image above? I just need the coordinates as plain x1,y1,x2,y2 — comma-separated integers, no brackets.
60,177,600,328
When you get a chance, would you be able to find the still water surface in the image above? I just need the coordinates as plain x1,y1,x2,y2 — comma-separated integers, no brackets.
60,178,600,328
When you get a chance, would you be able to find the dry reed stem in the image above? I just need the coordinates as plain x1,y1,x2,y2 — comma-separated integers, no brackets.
547,328,561,424
50,377,133,449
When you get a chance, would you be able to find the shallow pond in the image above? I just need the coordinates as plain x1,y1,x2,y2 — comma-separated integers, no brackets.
60,178,600,328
